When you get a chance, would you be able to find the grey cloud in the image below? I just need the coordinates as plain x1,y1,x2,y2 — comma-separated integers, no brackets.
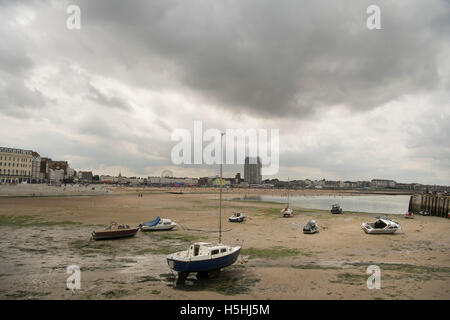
86,84,131,111
0,74,48,118
74,0,450,118
0,17,48,117
0,0,449,184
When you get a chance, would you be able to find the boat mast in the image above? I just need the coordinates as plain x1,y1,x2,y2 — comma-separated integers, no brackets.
219,132,225,244
287,177,290,207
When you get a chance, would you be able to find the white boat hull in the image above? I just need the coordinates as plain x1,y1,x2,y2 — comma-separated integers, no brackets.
167,244,241,273
140,222,177,231
281,208,293,217
361,222,400,234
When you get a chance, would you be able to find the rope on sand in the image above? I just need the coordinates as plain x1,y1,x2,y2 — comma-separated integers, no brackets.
177,222,232,233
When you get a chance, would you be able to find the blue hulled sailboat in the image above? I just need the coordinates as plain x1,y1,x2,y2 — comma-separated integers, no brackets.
166,133,241,276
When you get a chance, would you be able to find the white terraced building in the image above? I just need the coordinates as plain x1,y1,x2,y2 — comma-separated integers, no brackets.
0,147,34,184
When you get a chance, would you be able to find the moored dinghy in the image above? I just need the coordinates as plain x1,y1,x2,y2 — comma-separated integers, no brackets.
331,203,343,214
228,212,246,222
281,206,293,217
404,211,415,219
362,217,401,234
139,217,177,231
92,222,139,240
281,177,294,217
303,220,319,234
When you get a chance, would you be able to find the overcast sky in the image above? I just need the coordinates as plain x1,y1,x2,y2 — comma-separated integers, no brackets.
1,0,449,184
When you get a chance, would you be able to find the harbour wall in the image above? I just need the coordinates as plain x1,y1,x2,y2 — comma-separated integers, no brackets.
410,193,449,218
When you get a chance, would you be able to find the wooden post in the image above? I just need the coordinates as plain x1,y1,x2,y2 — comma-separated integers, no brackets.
430,196,435,216
444,197,447,218
436,197,439,217
408,196,413,212
438,197,442,217
420,194,424,211
430,196,433,214
434,196,438,216
437,197,441,216
445,197,450,218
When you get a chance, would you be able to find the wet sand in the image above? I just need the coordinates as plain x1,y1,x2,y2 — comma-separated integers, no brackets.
0,188,449,300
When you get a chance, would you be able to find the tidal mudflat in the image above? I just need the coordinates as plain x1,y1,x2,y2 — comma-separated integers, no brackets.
0,189,449,299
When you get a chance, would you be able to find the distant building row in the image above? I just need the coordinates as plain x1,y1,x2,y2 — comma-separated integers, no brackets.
262,178,448,192
0,147,93,184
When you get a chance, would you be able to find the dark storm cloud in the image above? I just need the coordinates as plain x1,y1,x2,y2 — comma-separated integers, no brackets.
73,0,450,118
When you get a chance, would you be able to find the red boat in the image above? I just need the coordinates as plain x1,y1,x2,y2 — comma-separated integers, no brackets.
404,212,415,219
92,222,139,240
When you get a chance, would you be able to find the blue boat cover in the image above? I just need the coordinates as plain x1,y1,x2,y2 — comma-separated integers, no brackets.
143,217,160,227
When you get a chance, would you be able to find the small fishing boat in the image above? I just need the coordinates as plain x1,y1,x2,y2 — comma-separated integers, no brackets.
281,178,294,217
419,209,430,216
362,217,401,234
167,132,241,278
281,206,293,217
331,203,343,214
303,220,319,234
404,211,415,219
91,222,139,240
139,217,177,231
228,212,246,222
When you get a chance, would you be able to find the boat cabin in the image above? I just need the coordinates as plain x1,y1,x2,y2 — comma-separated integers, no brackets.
373,218,400,229
160,219,174,225
188,242,231,258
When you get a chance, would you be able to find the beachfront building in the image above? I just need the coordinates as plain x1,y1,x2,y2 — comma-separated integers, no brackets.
148,176,199,186
244,156,262,184
31,151,41,183
39,157,50,182
66,167,76,180
212,177,231,186
118,172,127,184
371,179,397,189
78,171,93,182
49,168,64,183
48,160,76,182
49,160,69,176
0,147,34,184
99,175,119,183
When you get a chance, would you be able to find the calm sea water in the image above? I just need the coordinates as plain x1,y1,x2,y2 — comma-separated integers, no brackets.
232,194,411,215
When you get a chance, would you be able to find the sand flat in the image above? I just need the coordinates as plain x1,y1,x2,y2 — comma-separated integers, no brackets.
0,188,449,299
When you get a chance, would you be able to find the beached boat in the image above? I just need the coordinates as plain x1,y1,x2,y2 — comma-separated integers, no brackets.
167,242,241,273
139,217,177,231
281,178,294,217
419,209,430,216
361,217,401,234
167,132,241,277
331,203,343,214
303,220,319,234
281,206,293,217
404,212,415,219
92,222,139,240
228,212,246,222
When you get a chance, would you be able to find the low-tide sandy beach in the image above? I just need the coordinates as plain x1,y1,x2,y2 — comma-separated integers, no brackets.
0,187,449,300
